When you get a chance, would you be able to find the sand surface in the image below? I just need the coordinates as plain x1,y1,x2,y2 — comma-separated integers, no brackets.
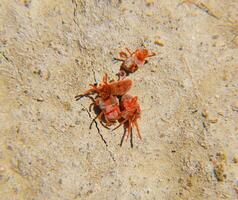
0,0,238,199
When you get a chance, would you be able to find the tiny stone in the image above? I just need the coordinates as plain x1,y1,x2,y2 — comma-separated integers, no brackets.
7,145,13,151
209,118,218,123
187,179,193,187
223,71,229,81
58,179,62,184
235,186,238,194
146,0,154,6
202,109,209,118
146,11,153,16
233,157,238,164
63,102,72,111
23,0,31,7
45,70,51,80
33,69,42,76
154,39,164,46
216,152,227,162
214,163,225,181
75,120,80,125
0,166,5,172
36,97,44,102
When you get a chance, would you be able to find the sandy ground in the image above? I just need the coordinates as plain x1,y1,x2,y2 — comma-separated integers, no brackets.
0,0,238,199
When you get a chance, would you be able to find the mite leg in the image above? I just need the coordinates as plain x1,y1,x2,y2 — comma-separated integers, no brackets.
125,121,132,141
100,121,110,130
125,48,133,56
113,58,125,62
130,129,133,148
75,93,94,101
112,118,128,131
147,52,156,57
89,102,94,112
134,121,142,140
89,112,103,129
105,117,113,127
116,70,127,80
75,84,98,101
75,94,84,101
97,111,111,130
119,51,128,59
102,73,108,84
120,126,127,147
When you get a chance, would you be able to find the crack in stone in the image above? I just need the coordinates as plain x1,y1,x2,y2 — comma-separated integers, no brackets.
71,0,88,51
72,0,79,27
81,104,116,162
92,68,97,83
0,51,23,83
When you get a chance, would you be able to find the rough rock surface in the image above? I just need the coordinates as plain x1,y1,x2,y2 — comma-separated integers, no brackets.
0,0,238,199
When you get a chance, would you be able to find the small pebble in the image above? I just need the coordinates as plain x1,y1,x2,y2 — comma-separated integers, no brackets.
45,70,51,80
7,145,13,151
233,157,238,164
154,39,164,46
33,69,42,76
209,118,218,123
222,70,229,81
0,166,5,172
146,0,155,5
216,152,227,162
146,11,153,16
63,101,71,111
202,109,218,123
23,0,31,7
202,109,209,118
214,163,226,181
212,35,219,39
36,97,44,102
58,179,62,184
235,186,238,194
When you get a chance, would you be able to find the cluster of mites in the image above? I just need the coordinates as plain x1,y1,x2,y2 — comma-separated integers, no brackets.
75,47,155,146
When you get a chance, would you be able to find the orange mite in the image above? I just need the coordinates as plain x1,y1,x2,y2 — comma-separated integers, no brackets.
94,96,121,126
114,94,141,142
75,73,132,100
115,47,156,75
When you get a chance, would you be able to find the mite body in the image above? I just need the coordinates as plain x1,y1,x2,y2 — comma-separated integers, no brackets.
75,71,143,147
95,96,121,126
114,94,141,142
75,73,132,100
116,47,156,75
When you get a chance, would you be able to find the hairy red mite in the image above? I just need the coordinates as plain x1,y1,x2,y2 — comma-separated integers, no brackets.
113,94,141,142
94,96,121,126
115,47,156,75
75,73,133,100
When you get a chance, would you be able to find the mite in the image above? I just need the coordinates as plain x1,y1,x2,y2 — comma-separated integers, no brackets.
115,47,156,76
75,73,132,100
114,94,141,142
94,96,121,126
